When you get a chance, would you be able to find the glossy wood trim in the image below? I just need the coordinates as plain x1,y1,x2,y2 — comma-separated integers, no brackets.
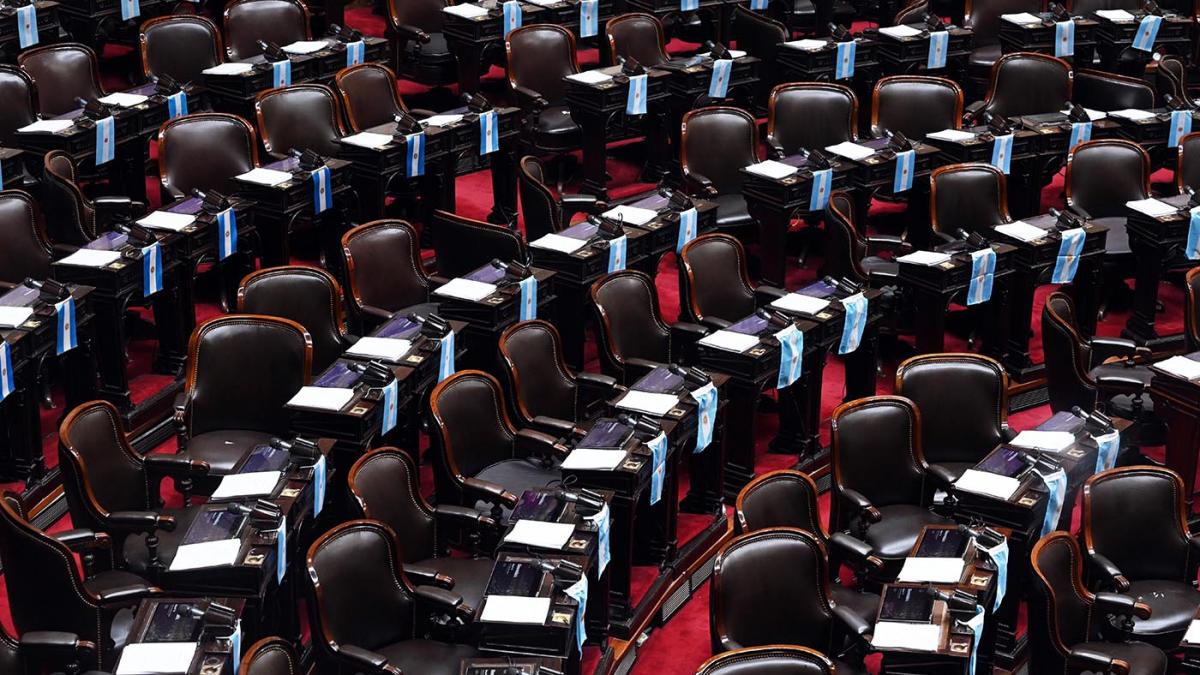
254,83,347,155
428,370,518,501
138,14,225,79
236,264,350,341
333,62,408,133
895,352,1011,427
681,106,758,190
505,23,580,94
497,319,578,427
870,74,964,133
156,112,261,191
604,12,669,66
677,233,755,326
339,219,429,317
928,162,1011,235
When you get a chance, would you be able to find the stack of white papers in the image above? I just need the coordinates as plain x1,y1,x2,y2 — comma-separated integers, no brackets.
1001,12,1042,24
926,129,977,142
1126,198,1178,217
236,168,292,186
1156,355,1200,380
745,160,799,179
1183,619,1200,644
615,390,679,416
443,3,489,17
116,642,199,674
1109,108,1157,121
566,70,613,84
530,233,587,254
561,448,625,470
504,520,576,549
211,471,281,500
897,250,952,266
345,336,413,362
434,278,497,301
824,141,876,161
603,205,657,225
99,92,149,107
1010,430,1075,452
872,622,941,651
169,538,242,571
897,557,966,583
783,39,827,50
202,62,254,76
57,249,121,268
480,596,551,624
1096,8,1135,20
994,221,1048,242
422,114,464,127
282,40,329,54
771,293,830,314
287,386,355,411
0,307,32,328
878,24,923,38
18,119,75,134
698,330,761,353
137,211,196,232
955,468,1021,500
340,132,393,149
1063,106,1106,121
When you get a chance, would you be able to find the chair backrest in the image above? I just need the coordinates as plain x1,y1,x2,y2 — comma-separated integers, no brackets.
768,83,857,155
929,163,1009,236
1177,131,1200,194
677,233,757,325
184,314,312,437
41,151,94,246
980,52,1072,119
1073,69,1154,111
605,13,670,67
240,637,299,675
428,371,517,504
158,113,259,197
58,400,151,532
430,209,528,278
965,0,1043,48
140,15,224,84
348,448,437,563
506,24,578,105
590,270,672,371
730,6,787,76
1028,531,1097,668
256,84,346,158
1066,138,1149,218
517,155,564,240
871,75,963,139
831,396,931,521
893,0,930,23
0,190,51,284
696,646,835,675
823,191,868,285
498,320,580,426
681,106,758,195
735,470,826,537
1187,267,1200,352
1040,292,1096,412
895,353,1009,468
334,63,405,132
1083,466,1193,583
340,220,430,315
386,0,444,36
1156,55,1192,107
18,43,103,117
223,0,310,61
237,266,348,373
0,66,38,143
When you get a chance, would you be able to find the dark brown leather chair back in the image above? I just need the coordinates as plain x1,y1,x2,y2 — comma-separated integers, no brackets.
930,163,1009,236
697,647,835,675
1083,466,1194,583
158,113,259,198
0,66,38,143
349,448,437,563
223,0,310,61
256,84,346,158
428,371,517,503
1041,292,1097,412
677,233,757,325
768,83,857,155
238,266,349,373
590,270,672,373
334,63,405,132
1178,132,1200,194
1187,267,1200,352
58,400,152,533
965,0,1043,49
736,470,825,536
823,191,868,285
0,191,51,284
498,320,579,426
1066,138,1149,218
980,52,1072,119
1156,55,1193,107
17,43,103,117
240,637,299,675
430,209,528,278
41,151,95,246
682,106,758,195
871,75,963,139
606,13,670,67
386,0,445,40
341,220,430,316
140,15,224,84
506,24,578,105
895,353,1009,469
517,156,565,240
1028,532,1101,671
831,396,932,525
183,314,312,438
730,7,786,84
1073,69,1154,111
894,0,930,23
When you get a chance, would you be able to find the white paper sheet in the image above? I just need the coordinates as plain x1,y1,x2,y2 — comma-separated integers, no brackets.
770,292,830,314
603,204,657,225
1000,12,1042,24
480,596,552,624
566,70,613,84
1062,106,1107,121
202,62,255,75
897,557,966,583
615,390,679,416
504,519,576,549
745,159,800,179
994,221,1049,243
210,471,282,500
287,386,355,411
1095,8,1135,21
99,92,148,107
442,3,489,17
530,233,588,253
137,211,196,232
1183,619,1200,644
169,538,242,571
1109,108,1156,121
282,40,329,54
698,330,761,353
422,114,464,127
1126,198,1178,217
1156,355,1200,380
434,277,498,301
926,128,977,142
561,448,626,471
1010,430,1075,452
56,249,121,267
344,336,413,362
340,132,393,149
783,38,828,51
0,306,33,328
824,141,877,161
878,24,923,38
955,468,1022,500
236,168,292,186
116,642,199,674
18,119,74,133
871,621,941,651
897,250,952,266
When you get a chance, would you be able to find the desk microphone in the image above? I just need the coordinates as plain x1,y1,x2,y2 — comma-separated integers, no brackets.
823,275,862,296
152,73,185,96
958,523,1005,549
955,228,990,249
1185,186,1200,209
393,111,423,135
257,40,289,62
188,601,238,632
271,436,321,462
616,55,645,76
1143,0,1163,16
289,148,325,172
617,413,662,439
885,129,913,152
701,40,732,60
924,11,945,30
933,588,978,615
114,222,158,247
828,22,851,41
1047,207,1083,231
75,97,111,121
807,148,833,170
1049,2,1071,20
755,307,791,329
191,188,231,214
669,364,711,388
982,111,1015,135
1072,405,1115,437
23,277,70,303
1067,103,1091,124
326,23,363,42
225,499,283,529
557,487,605,513
409,312,450,338
462,91,492,113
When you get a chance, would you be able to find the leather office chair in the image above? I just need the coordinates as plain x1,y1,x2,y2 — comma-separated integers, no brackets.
157,113,259,199
222,0,310,62
974,52,1072,119
517,155,607,242
696,646,836,675
429,209,528,279
767,83,857,155
505,25,582,181
1186,267,1200,352
1029,531,1168,675
735,470,882,628
240,637,298,675
929,163,1011,240
340,219,437,331
0,496,158,671
0,622,103,675
428,370,568,513
334,63,435,132
1082,466,1200,649
710,528,869,672
681,106,758,234
306,520,478,675
1074,69,1155,112
41,151,144,247
0,66,39,145
497,319,625,435
829,396,955,573
175,314,312,478
17,43,104,117
59,400,210,575
255,84,346,159
895,353,1014,480
676,234,787,330
1066,138,1148,263
730,7,787,109
870,75,963,140
385,0,456,85
0,190,52,286
824,190,905,286
139,15,224,84
348,448,497,614
1155,55,1195,108
590,269,708,384
1178,132,1200,194
963,0,1045,87
237,266,351,373
606,13,671,67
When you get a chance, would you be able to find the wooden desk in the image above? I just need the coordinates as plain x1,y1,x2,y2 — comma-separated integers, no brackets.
1123,193,1194,351
1149,353,1200,517
872,25,973,78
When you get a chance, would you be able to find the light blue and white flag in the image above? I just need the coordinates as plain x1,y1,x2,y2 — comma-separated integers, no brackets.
838,292,867,354
479,109,499,155
17,5,38,48
775,323,803,390
405,132,426,176
1055,19,1074,57
690,382,717,453
142,242,163,297
626,73,647,115
519,274,538,320
809,168,832,210
565,576,588,653
1170,109,1192,148
503,0,522,36
438,330,455,382
607,235,627,272
120,0,139,21
1188,207,1200,259
1036,467,1067,538
580,0,598,38
1132,14,1161,52
648,431,667,505
381,378,398,435
708,58,732,99
586,503,610,575
1052,227,1084,282
927,30,947,69
312,454,327,517
312,165,333,214
167,91,188,118
983,537,1008,611
893,148,915,192
56,297,76,354
0,342,13,403
967,247,995,305
345,40,365,67
991,133,1013,174
95,115,115,166
675,207,697,254
1069,121,1092,149
1094,428,1120,474
217,208,237,261
275,518,287,583
272,59,291,88
835,40,856,80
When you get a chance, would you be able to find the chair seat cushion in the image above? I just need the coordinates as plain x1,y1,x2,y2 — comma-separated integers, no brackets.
969,44,1001,70
1072,640,1167,675
864,504,953,560
714,193,753,229
1091,216,1130,255
376,639,480,675
123,507,201,575
474,458,562,515
830,585,879,629
187,429,276,475
418,556,493,614
1127,579,1200,646
532,106,581,150
84,569,156,599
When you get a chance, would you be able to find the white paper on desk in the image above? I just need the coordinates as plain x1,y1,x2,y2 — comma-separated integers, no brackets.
745,159,799,179
282,40,329,54
1000,11,1042,24
1183,619,1200,644
504,519,576,549
926,128,977,142
210,471,281,500
615,390,679,417
0,306,33,328
434,277,497,301
699,330,761,353
1096,8,1135,20
1126,197,1178,217
783,38,827,51
56,248,121,267
345,336,413,362
878,23,923,38
115,642,199,674
99,92,148,107
236,167,292,186
169,538,242,571
17,119,74,133
897,250,952,266
728,49,747,58
530,232,587,254
340,132,393,149
1110,108,1157,121
287,386,355,411
202,62,255,75
871,621,941,651
898,556,966,583
771,292,830,315
561,448,626,471
480,595,551,624
566,69,613,84
994,221,1049,243
824,141,877,161
137,210,196,231
1156,355,1200,380
603,204,657,225
955,468,1022,500
1061,106,1106,121
1010,430,1075,452
422,113,464,127
442,2,488,17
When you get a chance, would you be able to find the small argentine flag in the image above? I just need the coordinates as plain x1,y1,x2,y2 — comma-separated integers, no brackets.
708,58,732,99
892,148,915,193
120,0,139,21
834,40,856,80
967,247,996,305
0,341,13,403
405,132,425,176
1069,121,1091,150
217,208,237,261
17,5,37,48
167,91,188,118
479,109,499,155
1169,109,1192,148
272,59,291,88
56,297,76,354
809,168,831,211
95,115,115,166
1131,14,1161,52
1054,20,1074,57
142,242,163,297
311,165,333,214
927,31,947,70
345,40,365,67
626,73,647,115
579,0,598,38
991,133,1013,174
503,0,521,36
519,274,537,320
